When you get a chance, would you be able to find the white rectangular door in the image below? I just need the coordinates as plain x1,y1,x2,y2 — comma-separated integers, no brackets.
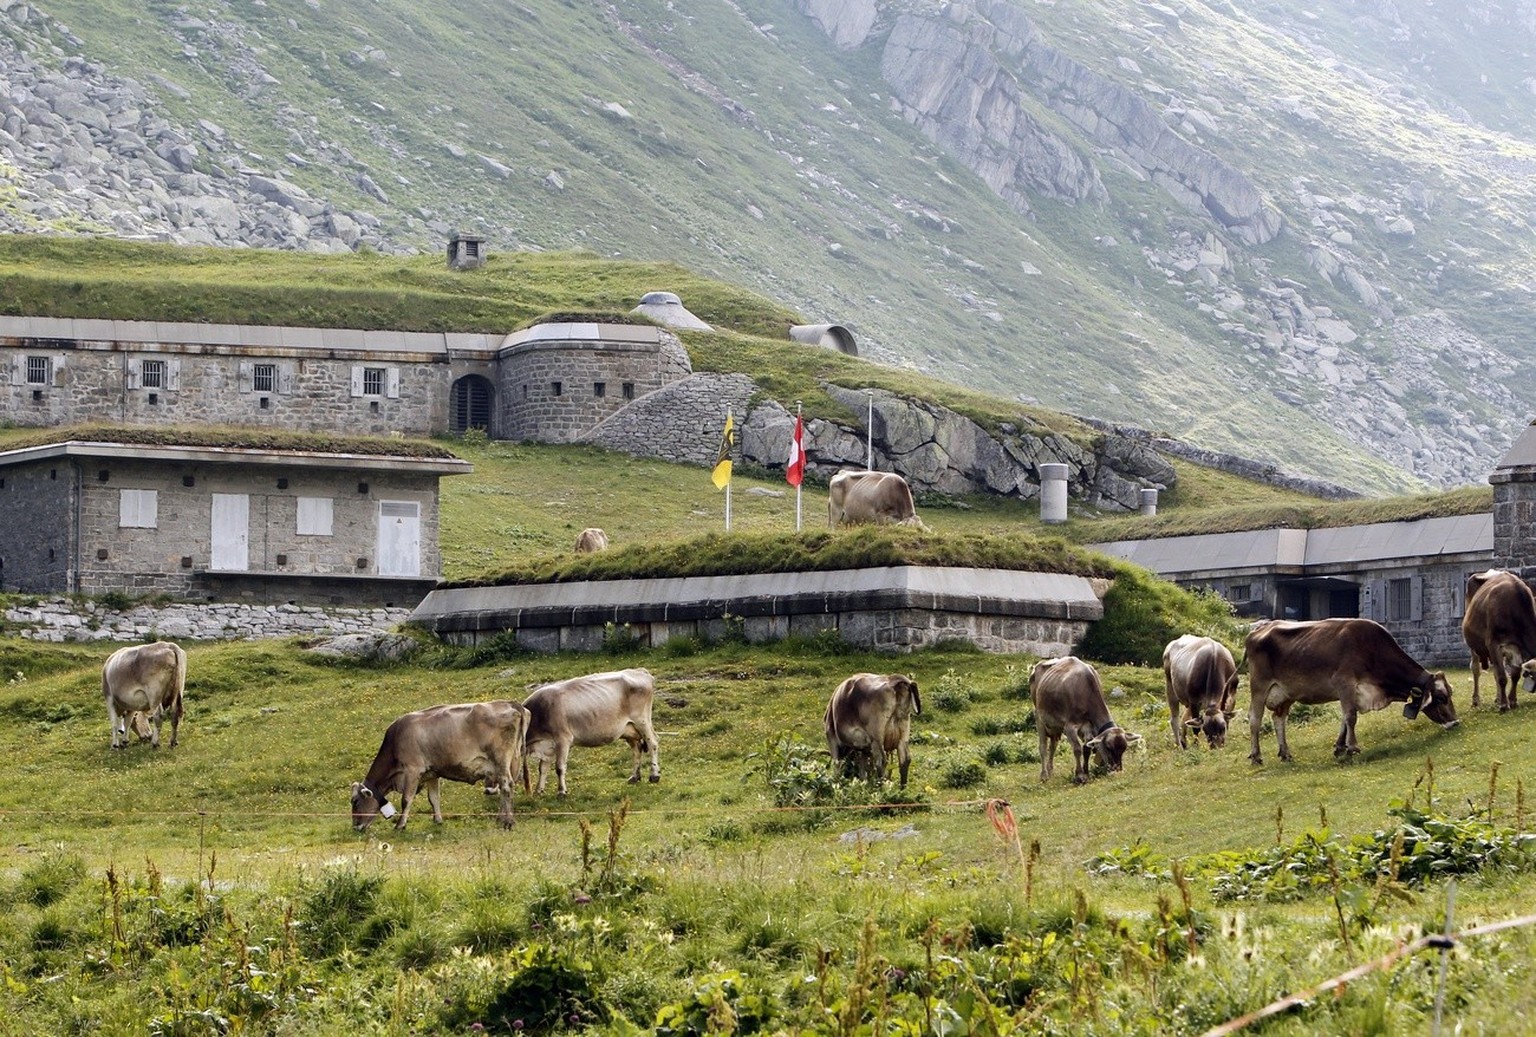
377,500,420,577
211,493,250,571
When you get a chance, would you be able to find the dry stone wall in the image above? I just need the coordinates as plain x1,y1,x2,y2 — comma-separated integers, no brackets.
3,597,410,643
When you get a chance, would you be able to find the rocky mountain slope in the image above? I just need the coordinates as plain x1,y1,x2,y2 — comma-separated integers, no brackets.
2,0,1532,494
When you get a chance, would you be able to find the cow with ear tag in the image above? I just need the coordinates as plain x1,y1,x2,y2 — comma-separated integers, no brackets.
1030,656,1142,784
1163,634,1239,749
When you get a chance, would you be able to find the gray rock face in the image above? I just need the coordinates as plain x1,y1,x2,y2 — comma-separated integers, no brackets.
0,6,403,253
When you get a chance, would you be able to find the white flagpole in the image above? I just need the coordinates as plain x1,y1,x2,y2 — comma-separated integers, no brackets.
795,400,803,532
724,407,733,532
866,389,874,469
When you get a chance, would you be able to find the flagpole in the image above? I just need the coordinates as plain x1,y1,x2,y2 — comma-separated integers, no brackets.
866,389,874,469
794,401,803,532
724,407,733,532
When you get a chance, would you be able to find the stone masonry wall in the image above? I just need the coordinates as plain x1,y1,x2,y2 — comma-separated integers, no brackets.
0,457,74,593
67,458,441,597
3,597,411,643
496,334,692,443
0,342,447,436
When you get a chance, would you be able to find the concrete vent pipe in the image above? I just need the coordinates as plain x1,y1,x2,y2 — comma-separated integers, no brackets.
1139,488,1159,516
1040,463,1069,524
789,324,858,357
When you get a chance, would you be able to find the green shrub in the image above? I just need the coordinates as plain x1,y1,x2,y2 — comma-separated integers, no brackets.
1077,560,1240,666
16,852,85,908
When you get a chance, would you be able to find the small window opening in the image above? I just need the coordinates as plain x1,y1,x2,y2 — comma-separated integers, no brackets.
259,396,270,409
551,381,563,397
593,382,606,398
141,359,166,389
25,356,49,384
252,363,276,393
622,382,635,400
363,367,384,396
148,392,159,405
32,389,43,402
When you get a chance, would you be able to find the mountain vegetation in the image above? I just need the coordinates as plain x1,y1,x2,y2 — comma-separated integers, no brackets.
3,0,1533,495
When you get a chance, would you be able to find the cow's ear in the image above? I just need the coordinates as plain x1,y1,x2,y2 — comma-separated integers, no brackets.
1184,718,1202,729
1223,710,1237,720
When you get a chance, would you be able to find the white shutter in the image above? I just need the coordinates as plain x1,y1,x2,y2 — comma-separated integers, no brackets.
386,366,401,399
238,361,253,393
167,358,181,391
278,363,296,394
296,496,333,536
125,357,142,390
1410,576,1425,622
350,365,364,397
7,354,20,385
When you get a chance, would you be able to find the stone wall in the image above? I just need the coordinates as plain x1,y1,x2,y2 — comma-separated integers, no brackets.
495,328,692,443
3,597,411,642
0,457,73,593
0,341,446,436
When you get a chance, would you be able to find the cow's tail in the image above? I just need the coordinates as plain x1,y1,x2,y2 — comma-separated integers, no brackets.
172,643,188,709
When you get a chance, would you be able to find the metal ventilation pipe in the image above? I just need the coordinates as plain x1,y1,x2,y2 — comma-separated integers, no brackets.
1139,488,1159,516
1040,463,1068,524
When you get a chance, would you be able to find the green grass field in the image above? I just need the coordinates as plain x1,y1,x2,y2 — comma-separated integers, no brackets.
1,433,1533,1033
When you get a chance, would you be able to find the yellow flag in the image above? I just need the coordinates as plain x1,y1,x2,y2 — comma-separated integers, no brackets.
711,412,735,489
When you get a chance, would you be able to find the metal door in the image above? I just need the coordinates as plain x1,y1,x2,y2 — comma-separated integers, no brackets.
211,493,250,571
377,500,420,577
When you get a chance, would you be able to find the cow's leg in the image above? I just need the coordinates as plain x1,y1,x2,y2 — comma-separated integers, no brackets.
1165,680,1186,749
496,781,516,828
869,741,888,784
1065,732,1088,784
1493,652,1511,713
896,740,911,788
1273,704,1295,762
397,774,420,828
107,697,126,750
639,714,661,783
1470,653,1483,708
424,778,445,823
623,731,643,784
1038,730,1056,782
1248,693,1266,765
147,706,163,749
167,698,181,748
1337,707,1362,757
555,740,571,796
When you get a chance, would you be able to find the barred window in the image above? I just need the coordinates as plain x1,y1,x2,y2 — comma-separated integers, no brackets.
1228,583,1251,602
363,367,384,396
253,363,276,393
141,359,166,389
1387,578,1413,622
26,356,49,384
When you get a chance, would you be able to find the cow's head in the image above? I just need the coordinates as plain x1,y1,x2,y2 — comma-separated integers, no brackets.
1521,659,1536,695
350,782,394,831
1186,706,1230,749
1403,673,1458,729
1085,725,1142,772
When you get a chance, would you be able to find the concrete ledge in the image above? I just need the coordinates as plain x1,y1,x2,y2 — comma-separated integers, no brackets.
412,566,1103,654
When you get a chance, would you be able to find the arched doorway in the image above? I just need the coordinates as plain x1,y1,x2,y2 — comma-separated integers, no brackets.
450,375,493,435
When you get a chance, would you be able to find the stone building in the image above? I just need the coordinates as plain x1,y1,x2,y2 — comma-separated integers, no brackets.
0,437,471,606
0,315,690,442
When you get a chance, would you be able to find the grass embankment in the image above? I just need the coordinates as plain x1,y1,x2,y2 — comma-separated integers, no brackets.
0,637,1532,1034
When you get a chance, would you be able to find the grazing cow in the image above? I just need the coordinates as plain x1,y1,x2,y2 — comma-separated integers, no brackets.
1163,634,1239,748
1462,569,1536,711
102,640,186,750
350,700,531,831
522,668,660,795
1246,618,1458,765
1030,656,1141,784
575,527,609,553
824,673,922,786
827,470,926,529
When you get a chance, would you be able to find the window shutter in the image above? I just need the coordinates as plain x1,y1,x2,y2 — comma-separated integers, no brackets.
51,354,64,386
167,358,181,391
125,357,141,390
278,363,295,394
386,366,401,399
238,361,253,393
8,354,22,384
1410,576,1424,622
350,365,364,397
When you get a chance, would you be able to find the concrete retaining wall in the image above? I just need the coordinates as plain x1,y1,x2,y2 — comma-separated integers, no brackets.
412,566,1104,655
3,597,411,642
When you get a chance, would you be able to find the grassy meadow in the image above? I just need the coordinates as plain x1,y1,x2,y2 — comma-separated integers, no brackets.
1,440,1534,1034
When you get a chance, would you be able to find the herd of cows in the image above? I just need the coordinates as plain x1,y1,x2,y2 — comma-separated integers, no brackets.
94,567,1536,829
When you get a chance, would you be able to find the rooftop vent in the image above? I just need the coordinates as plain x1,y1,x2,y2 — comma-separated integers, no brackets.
447,231,486,271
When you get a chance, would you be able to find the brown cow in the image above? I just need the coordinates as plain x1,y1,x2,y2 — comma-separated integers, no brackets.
350,700,530,831
824,673,922,786
522,668,660,795
827,470,926,529
1246,618,1458,764
102,641,186,750
1030,656,1141,784
575,527,609,553
1163,634,1239,748
1461,569,1536,711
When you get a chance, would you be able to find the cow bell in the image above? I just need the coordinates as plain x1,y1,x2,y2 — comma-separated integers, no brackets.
1402,700,1421,720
